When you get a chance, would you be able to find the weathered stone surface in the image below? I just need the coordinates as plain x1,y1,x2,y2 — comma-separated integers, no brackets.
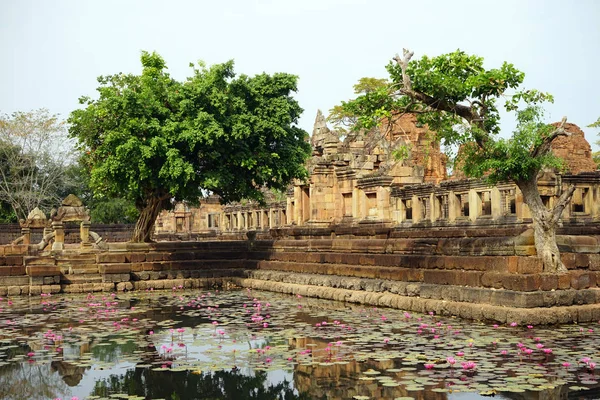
550,122,597,174
97,253,127,264
98,263,131,274
26,265,60,276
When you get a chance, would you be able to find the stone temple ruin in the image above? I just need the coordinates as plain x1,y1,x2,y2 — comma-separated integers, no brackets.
11,194,106,251
1,111,599,325
155,111,600,234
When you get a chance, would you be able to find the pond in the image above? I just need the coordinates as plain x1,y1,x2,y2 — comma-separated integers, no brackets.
0,288,599,400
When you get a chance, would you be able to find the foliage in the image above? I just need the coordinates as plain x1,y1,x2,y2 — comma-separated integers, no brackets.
328,77,389,133
60,162,139,224
460,106,565,184
333,49,575,272
0,109,75,220
69,51,311,241
590,117,600,168
336,49,560,184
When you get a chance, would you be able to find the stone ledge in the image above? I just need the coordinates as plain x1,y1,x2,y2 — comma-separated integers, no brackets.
234,277,600,325
246,269,600,308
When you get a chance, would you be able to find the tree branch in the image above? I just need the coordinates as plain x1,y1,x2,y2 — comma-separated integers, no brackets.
530,116,568,159
550,184,576,225
392,49,484,145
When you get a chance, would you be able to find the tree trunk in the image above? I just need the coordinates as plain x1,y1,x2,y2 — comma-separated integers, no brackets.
516,178,575,273
131,195,168,243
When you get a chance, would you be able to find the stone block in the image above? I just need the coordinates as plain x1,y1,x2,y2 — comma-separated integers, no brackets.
146,252,167,262
516,257,543,274
0,266,11,276
24,257,56,266
43,276,57,285
570,271,592,290
26,265,60,276
97,253,127,263
575,253,592,269
4,256,23,266
538,274,558,291
126,252,147,263
514,245,537,256
4,245,27,255
561,253,577,270
130,263,143,272
502,274,539,292
7,286,21,295
2,276,29,286
10,266,25,276
82,283,95,293
589,254,600,271
557,273,571,289
29,285,41,295
481,273,504,289
98,263,131,274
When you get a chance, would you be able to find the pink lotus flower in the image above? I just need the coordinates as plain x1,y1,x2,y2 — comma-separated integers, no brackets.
510,322,518,327
543,348,553,354
456,351,464,357
461,361,476,370
424,363,435,369
589,362,596,370
447,356,456,366
562,362,571,368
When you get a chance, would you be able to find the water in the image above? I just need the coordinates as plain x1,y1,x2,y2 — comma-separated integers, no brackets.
0,288,599,399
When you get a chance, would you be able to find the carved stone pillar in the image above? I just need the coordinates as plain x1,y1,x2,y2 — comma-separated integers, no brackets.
80,220,92,248
52,221,64,251
21,227,31,245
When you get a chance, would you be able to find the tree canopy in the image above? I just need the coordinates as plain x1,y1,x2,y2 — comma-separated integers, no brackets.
69,52,311,242
335,49,576,273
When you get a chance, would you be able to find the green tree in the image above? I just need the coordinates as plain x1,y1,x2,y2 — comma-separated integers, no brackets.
338,49,577,273
0,109,75,220
69,52,310,242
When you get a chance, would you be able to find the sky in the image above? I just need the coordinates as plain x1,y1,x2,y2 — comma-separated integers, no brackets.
1,0,599,151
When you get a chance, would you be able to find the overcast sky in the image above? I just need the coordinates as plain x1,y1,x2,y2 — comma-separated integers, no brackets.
1,0,599,150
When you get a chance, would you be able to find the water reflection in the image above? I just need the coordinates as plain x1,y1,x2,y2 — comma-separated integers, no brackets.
1,290,600,399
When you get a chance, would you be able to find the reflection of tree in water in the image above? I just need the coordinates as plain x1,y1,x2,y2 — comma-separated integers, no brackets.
0,348,73,400
91,338,138,363
91,368,313,400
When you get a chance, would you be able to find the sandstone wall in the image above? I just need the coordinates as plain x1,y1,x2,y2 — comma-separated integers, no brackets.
1,222,599,324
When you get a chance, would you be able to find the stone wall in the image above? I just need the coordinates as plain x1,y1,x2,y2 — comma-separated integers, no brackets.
1,221,599,324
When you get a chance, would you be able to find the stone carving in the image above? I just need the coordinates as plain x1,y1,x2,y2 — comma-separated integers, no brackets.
52,194,90,223
20,207,49,229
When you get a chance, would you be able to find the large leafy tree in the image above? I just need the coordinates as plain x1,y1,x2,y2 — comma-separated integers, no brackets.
69,52,310,242
338,49,577,273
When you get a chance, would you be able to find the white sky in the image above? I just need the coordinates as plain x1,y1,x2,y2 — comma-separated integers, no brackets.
1,0,599,151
